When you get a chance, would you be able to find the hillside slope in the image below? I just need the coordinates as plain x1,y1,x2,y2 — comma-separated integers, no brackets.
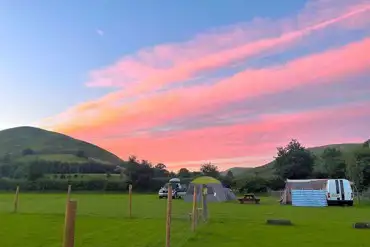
226,143,363,178
0,126,123,165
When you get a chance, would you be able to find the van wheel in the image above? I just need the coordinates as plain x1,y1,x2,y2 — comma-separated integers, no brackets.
347,202,353,206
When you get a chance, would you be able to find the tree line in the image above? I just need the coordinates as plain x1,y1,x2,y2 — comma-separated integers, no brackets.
0,139,369,193
237,139,370,194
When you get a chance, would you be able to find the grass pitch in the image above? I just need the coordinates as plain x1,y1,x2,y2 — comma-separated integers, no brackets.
0,193,369,247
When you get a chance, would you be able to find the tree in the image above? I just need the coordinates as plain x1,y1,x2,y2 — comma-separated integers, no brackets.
128,155,137,163
363,139,370,148
321,148,346,178
76,150,86,158
22,148,35,156
226,170,234,180
353,148,370,190
220,170,235,188
241,176,268,193
274,139,314,179
27,161,45,181
124,157,155,190
267,176,286,190
155,163,166,170
178,168,190,178
200,162,220,178
140,159,153,168
153,163,168,177
2,154,11,163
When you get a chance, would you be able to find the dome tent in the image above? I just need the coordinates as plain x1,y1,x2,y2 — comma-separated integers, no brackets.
183,176,236,202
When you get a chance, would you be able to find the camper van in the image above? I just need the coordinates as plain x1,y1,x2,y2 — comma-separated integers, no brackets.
326,179,353,206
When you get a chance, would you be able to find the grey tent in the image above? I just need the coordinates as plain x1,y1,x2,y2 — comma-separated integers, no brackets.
183,176,236,203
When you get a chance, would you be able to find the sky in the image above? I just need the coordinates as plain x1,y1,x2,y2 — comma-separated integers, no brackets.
1,0,370,171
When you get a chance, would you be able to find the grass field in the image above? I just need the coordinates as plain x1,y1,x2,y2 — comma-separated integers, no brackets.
0,193,369,247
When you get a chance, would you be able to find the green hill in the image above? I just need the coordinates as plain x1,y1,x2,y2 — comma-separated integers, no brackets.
0,126,123,165
221,167,253,176
226,143,363,178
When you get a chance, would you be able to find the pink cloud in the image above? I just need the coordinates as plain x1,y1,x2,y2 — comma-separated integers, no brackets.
47,38,370,136
67,101,370,169
87,1,370,98
37,0,370,171
39,0,370,131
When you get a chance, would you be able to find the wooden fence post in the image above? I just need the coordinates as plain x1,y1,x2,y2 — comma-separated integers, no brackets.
64,185,72,226
191,185,197,231
13,186,20,213
63,200,77,247
129,184,133,218
165,185,173,247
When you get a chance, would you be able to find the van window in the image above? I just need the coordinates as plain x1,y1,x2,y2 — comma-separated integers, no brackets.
339,180,345,200
335,180,340,194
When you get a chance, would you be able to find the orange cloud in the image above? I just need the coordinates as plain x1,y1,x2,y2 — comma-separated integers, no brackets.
48,38,370,136
69,101,370,169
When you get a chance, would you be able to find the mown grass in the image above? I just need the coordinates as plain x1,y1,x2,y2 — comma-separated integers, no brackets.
0,193,369,247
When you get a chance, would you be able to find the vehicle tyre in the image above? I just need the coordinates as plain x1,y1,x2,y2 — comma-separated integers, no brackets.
348,201,353,206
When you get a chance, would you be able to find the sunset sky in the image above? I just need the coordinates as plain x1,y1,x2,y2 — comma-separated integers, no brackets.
1,0,370,170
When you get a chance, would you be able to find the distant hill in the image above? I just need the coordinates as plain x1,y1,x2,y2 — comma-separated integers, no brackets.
221,167,253,176
225,143,363,178
0,126,123,165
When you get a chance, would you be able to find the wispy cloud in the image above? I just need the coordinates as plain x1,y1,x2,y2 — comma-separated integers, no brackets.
39,0,370,169
41,0,370,126
86,1,370,94
46,38,370,135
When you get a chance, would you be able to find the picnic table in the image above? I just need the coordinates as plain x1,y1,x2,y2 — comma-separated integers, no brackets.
237,193,260,204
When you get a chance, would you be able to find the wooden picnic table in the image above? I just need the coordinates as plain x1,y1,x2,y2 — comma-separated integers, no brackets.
237,193,260,204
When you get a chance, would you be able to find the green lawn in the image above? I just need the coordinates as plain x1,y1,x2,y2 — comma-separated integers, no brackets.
0,193,369,247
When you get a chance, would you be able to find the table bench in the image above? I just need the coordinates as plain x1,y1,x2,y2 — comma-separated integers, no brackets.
237,194,260,204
